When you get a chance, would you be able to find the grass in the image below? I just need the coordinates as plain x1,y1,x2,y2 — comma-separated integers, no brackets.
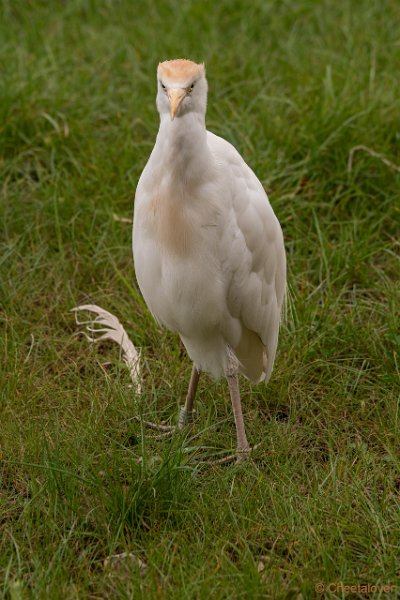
1,0,399,597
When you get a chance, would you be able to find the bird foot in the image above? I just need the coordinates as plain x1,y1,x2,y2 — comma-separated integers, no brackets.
195,443,260,466
235,445,252,463
133,406,196,439
178,407,195,429
132,415,176,438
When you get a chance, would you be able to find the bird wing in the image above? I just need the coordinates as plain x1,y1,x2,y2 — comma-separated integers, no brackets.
207,131,286,382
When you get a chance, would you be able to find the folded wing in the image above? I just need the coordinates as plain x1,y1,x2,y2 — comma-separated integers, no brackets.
208,132,286,382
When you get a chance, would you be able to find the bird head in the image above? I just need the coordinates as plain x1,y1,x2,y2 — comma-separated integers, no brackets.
156,59,207,121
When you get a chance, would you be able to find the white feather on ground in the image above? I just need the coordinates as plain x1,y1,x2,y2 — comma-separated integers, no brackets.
71,304,142,395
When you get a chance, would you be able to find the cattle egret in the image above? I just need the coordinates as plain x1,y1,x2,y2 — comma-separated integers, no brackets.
133,59,286,461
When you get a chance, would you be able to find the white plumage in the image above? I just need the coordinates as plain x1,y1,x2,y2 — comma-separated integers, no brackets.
133,59,286,459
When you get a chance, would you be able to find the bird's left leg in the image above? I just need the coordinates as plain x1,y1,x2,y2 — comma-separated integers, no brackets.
133,365,200,437
179,365,200,428
226,349,251,462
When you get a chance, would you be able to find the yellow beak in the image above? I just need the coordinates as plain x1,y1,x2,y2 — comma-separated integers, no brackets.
168,88,187,120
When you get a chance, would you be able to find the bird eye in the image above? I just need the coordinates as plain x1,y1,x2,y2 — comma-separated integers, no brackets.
188,83,195,93
160,82,166,90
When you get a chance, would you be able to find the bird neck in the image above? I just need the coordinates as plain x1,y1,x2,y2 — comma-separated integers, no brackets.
156,112,210,180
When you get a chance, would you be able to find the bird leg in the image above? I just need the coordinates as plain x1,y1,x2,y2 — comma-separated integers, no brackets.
226,350,251,462
178,365,200,428
133,365,200,437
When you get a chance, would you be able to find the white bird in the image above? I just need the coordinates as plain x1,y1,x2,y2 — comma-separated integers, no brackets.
133,59,286,460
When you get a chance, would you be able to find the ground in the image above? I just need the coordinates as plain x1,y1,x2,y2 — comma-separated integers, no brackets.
1,0,399,598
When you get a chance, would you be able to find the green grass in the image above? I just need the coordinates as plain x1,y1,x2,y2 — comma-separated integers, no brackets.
1,0,399,597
